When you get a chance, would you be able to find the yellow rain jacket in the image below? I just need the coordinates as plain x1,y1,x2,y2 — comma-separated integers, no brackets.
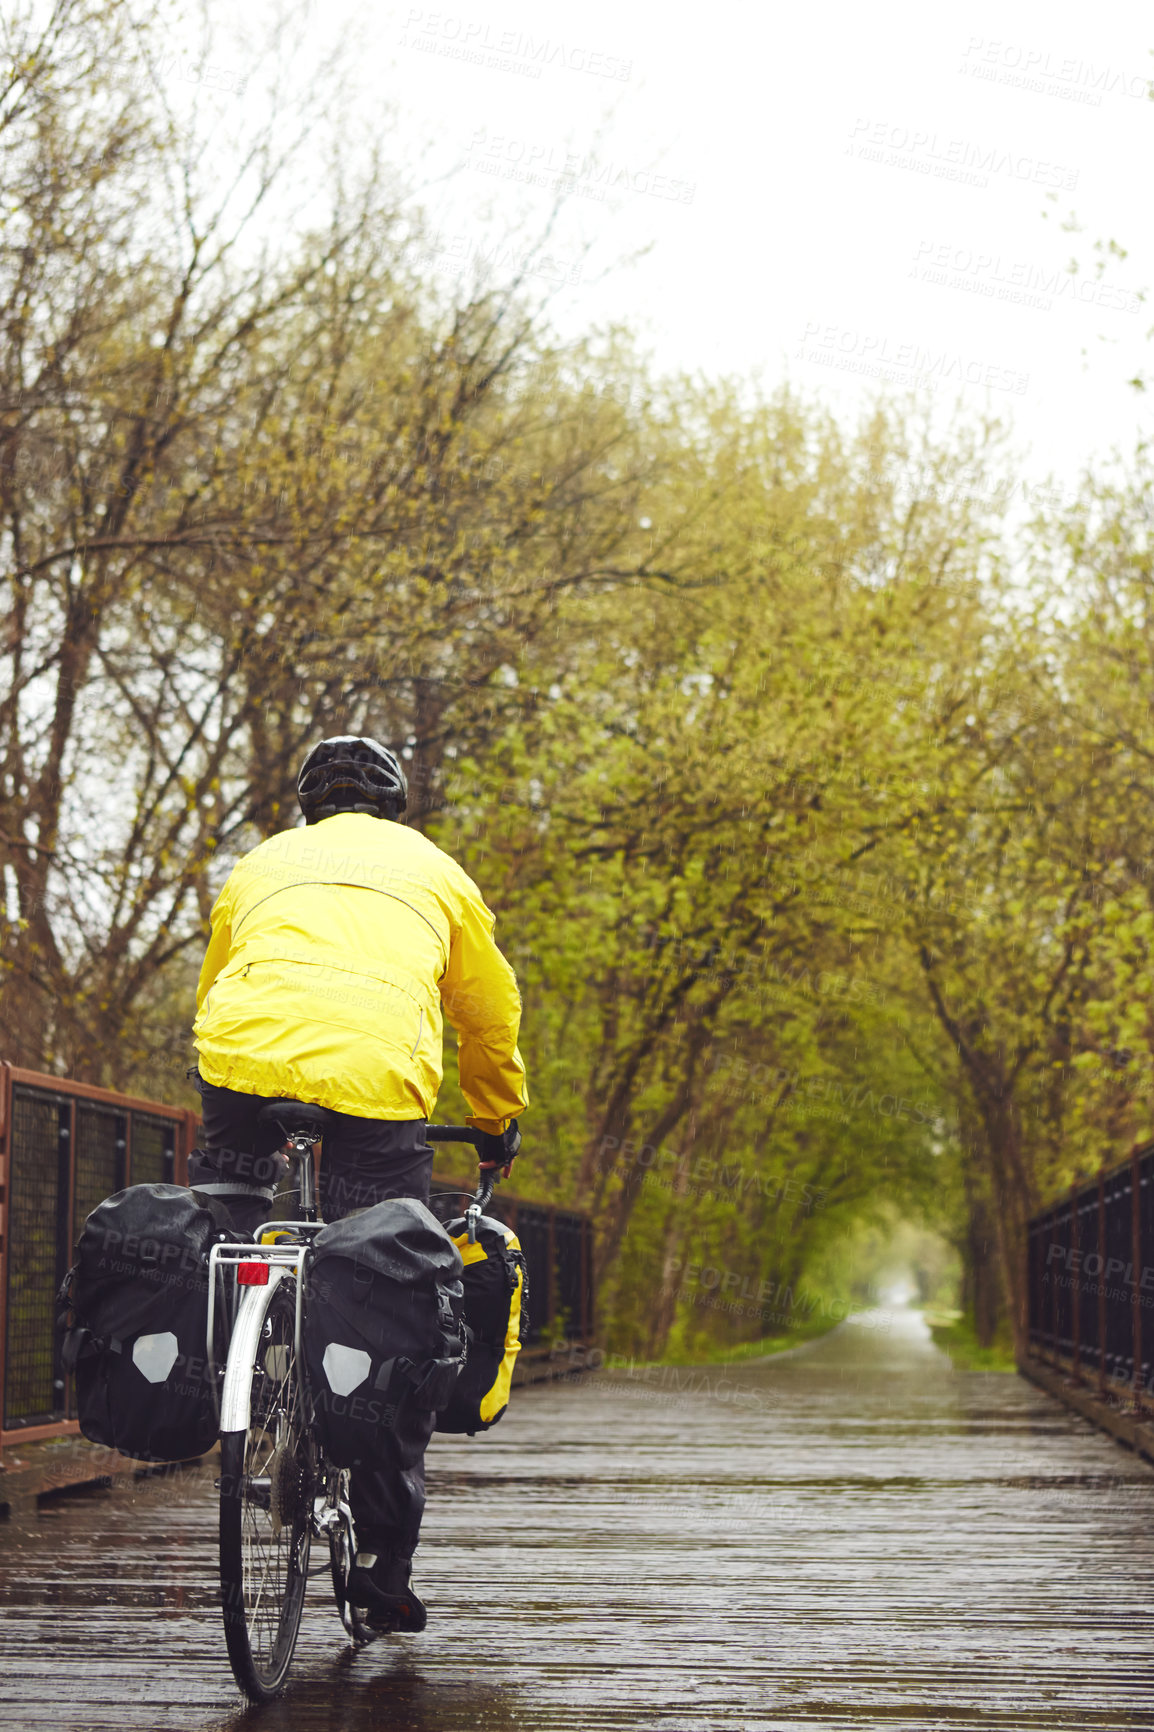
193,812,528,1132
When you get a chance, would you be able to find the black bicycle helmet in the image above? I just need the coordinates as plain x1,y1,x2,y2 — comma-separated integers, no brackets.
297,736,408,823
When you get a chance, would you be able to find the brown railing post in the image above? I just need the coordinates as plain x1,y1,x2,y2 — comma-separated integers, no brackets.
1132,1144,1144,1411
1098,1164,1107,1398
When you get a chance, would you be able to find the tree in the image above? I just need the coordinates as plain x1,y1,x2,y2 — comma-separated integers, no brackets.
0,0,665,1084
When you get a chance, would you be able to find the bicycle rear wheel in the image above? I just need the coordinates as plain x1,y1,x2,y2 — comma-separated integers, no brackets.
219,1272,313,1701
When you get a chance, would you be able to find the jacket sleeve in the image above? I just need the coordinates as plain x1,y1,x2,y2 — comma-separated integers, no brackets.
195,882,234,1017
439,870,529,1136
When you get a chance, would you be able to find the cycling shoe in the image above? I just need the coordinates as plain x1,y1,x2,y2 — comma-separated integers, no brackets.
348,1551,427,1634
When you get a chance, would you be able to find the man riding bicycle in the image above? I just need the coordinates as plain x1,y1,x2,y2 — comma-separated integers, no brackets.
188,736,527,1633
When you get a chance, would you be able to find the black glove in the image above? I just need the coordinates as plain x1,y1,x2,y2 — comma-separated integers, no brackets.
476,1118,521,1172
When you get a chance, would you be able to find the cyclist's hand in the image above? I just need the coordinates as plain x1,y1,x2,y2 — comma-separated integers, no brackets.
477,1117,521,1179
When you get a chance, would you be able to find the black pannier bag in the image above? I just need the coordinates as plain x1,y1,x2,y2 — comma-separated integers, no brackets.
58,1184,242,1463
302,1198,466,1471
436,1215,528,1436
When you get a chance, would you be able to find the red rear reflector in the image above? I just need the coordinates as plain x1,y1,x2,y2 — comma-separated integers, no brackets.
237,1261,270,1285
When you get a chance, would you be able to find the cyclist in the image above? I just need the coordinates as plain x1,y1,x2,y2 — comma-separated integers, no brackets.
188,735,527,1633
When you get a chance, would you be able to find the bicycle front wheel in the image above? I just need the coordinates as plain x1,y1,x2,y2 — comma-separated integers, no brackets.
219,1270,313,1701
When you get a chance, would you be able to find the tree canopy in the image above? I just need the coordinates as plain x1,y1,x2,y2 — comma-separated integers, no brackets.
3,0,1151,1358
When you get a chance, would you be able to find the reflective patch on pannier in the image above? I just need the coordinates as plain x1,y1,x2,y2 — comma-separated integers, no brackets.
132,1332,180,1384
302,1197,466,1470
57,1184,241,1462
323,1343,372,1396
435,1215,528,1436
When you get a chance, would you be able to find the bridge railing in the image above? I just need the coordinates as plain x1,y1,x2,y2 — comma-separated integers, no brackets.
0,1062,593,1448
0,1064,199,1446
1026,1139,1154,1403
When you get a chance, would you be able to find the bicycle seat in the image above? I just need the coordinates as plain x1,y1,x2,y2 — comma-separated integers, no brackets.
257,1099,334,1143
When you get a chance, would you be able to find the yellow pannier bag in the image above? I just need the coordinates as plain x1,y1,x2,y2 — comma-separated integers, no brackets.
434,1216,528,1435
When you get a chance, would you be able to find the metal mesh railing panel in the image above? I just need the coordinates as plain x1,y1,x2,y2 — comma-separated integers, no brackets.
508,1204,553,1346
553,1212,585,1340
1140,1150,1154,1389
5,1087,68,1427
130,1113,173,1186
74,1103,123,1242
1076,1193,1099,1371
2,1077,195,1435
1103,1170,1134,1381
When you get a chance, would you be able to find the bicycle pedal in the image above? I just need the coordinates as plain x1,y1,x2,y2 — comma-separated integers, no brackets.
346,1608,379,1646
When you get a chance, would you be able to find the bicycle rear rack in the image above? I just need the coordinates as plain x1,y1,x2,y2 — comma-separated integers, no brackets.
207,1241,311,1404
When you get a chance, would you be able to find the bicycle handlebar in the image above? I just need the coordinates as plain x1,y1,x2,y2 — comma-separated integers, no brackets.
472,1170,496,1212
427,1126,500,1241
426,1124,485,1149
427,1122,511,1176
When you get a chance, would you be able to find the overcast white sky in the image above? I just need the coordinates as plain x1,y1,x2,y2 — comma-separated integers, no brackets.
238,0,1154,497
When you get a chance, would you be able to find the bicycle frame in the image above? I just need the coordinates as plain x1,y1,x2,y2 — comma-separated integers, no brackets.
207,1245,305,1407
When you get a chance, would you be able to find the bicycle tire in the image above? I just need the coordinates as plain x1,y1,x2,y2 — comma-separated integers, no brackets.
219,1271,313,1701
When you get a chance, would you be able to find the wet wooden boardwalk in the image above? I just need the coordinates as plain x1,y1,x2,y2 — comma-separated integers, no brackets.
2,1308,1153,1731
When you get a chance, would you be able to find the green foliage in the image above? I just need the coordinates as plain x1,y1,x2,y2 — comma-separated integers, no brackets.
3,1,1153,1367
924,1309,1017,1373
